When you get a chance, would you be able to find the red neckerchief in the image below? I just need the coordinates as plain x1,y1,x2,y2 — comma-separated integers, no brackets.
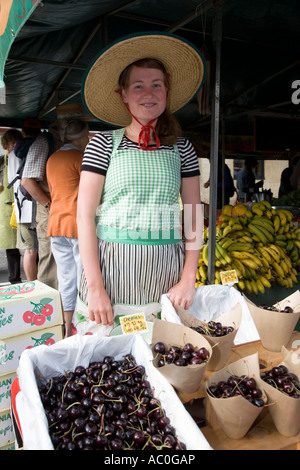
125,104,160,151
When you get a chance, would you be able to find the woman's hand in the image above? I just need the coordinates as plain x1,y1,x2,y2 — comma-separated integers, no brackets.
87,286,114,325
168,280,196,312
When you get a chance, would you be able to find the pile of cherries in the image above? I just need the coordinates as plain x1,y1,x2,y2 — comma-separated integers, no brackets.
153,342,210,367
207,374,265,407
191,320,234,337
261,365,300,398
38,354,186,450
259,304,294,313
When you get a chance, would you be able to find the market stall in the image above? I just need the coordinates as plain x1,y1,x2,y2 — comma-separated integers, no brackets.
0,276,298,451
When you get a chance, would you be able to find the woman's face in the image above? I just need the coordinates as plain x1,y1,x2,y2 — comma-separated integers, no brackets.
121,66,168,125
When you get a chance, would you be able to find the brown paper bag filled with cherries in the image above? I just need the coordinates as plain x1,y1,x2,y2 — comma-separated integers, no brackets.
244,291,300,352
151,319,212,394
260,346,300,437
177,303,242,371
205,352,267,439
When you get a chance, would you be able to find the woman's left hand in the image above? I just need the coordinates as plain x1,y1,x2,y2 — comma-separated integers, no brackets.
168,280,196,312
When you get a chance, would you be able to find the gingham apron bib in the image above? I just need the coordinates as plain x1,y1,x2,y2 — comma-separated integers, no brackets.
78,128,185,317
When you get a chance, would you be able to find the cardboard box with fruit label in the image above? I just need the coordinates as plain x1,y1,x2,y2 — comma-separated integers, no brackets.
0,371,16,412
0,281,63,340
0,408,14,448
0,325,63,376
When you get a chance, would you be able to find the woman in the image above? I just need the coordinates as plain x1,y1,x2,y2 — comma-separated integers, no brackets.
77,32,206,330
0,129,23,284
47,119,89,337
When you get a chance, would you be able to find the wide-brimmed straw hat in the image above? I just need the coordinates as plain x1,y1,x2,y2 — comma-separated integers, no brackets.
82,32,206,127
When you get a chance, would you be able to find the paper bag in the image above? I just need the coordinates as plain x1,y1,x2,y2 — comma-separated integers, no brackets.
151,319,212,394
205,353,267,439
244,291,300,352
261,346,300,437
177,303,242,371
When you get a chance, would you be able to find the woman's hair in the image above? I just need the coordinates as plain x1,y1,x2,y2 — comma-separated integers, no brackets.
118,58,182,144
63,118,89,142
1,129,23,150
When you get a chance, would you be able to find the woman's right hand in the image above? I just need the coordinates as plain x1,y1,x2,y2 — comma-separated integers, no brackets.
87,287,114,325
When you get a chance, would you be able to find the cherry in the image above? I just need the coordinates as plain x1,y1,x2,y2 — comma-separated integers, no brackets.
33,314,46,326
41,304,54,316
23,310,34,324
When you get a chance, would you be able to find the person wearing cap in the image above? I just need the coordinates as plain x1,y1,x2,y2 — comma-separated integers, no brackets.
77,33,205,330
20,117,58,289
47,119,89,337
0,129,22,284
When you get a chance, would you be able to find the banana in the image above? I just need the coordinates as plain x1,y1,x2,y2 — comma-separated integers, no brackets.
258,274,271,289
216,242,232,265
272,261,285,278
264,246,281,263
256,278,265,294
202,243,209,267
218,237,235,250
247,223,268,244
252,217,275,233
238,280,246,290
245,280,253,294
199,264,207,281
280,259,289,275
273,215,281,232
222,224,233,237
251,202,265,216
251,279,259,295
251,206,264,217
279,208,293,222
232,258,246,278
227,242,253,252
240,258,260,270
269,243,282,258
276,209,287,226
250,222,274,243
259,200,272,210
257,246,272,264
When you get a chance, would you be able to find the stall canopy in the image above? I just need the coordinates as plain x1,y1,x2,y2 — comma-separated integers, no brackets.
0,0,299,137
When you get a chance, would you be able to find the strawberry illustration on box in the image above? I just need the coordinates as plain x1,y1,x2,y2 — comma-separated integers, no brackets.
0,281,63,340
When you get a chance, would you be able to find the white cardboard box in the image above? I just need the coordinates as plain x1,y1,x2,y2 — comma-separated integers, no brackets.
0,371,17,412
0,325,63,376
0,281,63,341
0,408,14,448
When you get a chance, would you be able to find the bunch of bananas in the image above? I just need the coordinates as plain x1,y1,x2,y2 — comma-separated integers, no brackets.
196,201,299,294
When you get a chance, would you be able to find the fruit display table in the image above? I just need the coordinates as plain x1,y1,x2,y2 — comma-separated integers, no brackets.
201,408,300,450
178,331,300,450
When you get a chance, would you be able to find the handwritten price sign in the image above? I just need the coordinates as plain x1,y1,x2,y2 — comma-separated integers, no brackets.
220,269,238,286
120,313,148,335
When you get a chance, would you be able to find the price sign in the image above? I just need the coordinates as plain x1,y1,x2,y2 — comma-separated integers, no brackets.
120,312,148,335
220,269,238,286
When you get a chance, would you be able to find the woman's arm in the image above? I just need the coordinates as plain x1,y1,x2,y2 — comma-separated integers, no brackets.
168,175,203,311
77,170,113,325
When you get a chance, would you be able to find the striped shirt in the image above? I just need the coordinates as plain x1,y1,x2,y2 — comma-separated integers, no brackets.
81,130,200,177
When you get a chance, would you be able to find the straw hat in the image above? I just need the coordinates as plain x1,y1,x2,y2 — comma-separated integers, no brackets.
82,32,206,127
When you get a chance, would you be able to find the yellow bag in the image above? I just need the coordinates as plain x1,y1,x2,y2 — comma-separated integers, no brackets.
10,203,17,229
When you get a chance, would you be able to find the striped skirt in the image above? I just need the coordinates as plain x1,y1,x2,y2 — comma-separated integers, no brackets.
78,240,185,306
